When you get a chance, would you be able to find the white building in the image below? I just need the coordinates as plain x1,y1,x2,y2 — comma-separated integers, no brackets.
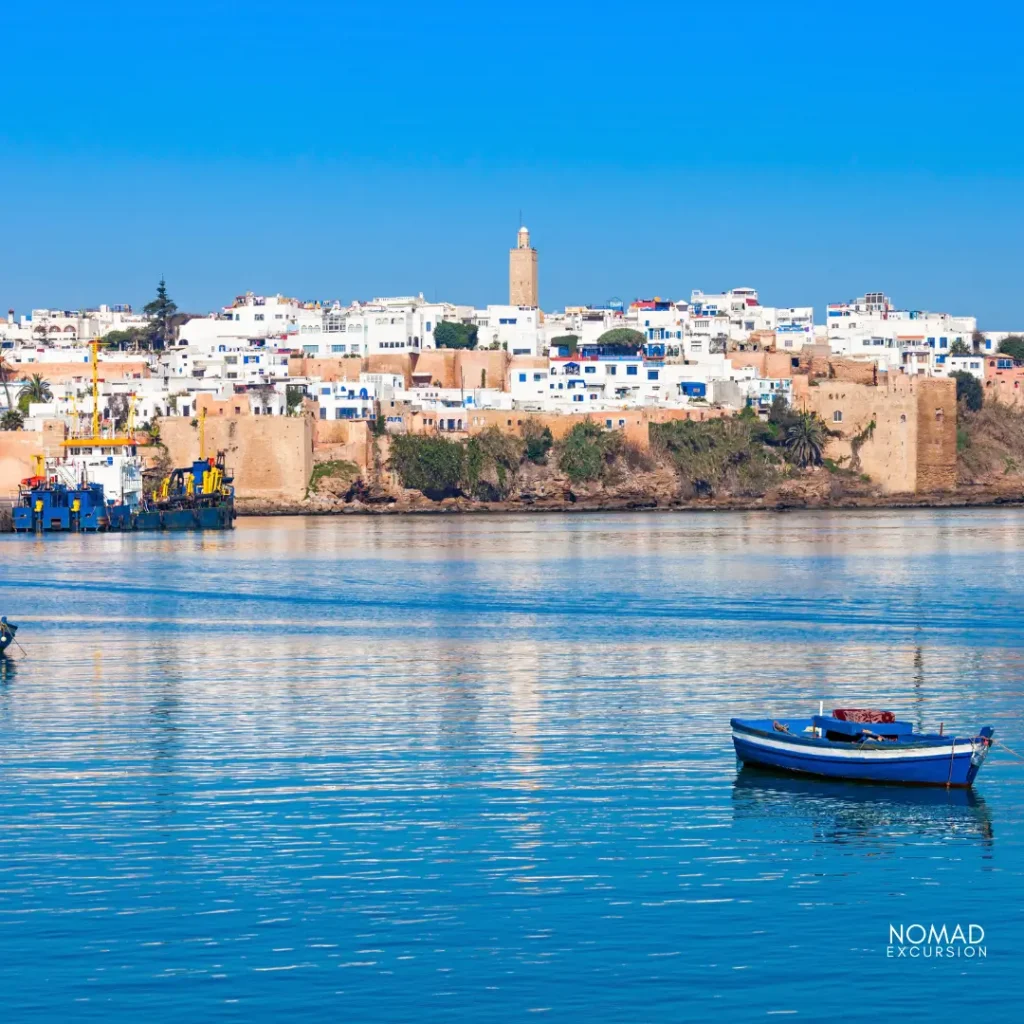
472,305,542,355
0,304,148,348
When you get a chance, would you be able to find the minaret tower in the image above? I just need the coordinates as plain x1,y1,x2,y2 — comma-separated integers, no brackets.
509,225,538,307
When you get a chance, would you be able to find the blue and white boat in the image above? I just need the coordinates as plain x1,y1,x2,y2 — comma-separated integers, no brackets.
0,617,17,657
731,709,994,787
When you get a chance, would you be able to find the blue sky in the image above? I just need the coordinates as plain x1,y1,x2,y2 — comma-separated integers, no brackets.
2,1,1022,325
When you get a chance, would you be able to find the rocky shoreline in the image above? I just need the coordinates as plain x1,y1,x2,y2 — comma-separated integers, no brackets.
237,485,1024,518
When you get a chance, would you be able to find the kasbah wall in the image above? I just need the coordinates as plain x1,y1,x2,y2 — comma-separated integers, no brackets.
159,415,313,502
8,361,150,384
793,372,956,493
0,420,68,494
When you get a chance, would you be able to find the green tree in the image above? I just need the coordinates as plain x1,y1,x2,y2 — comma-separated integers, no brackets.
1,409,23,430
951,370,983,411
595,328,645,352
997,336,1024,362
550,334,579,355
285,383,306,414
949,338,971,356
433,321,478,350
558,420,612,483
388,434,465,499
18,373,52,413
650,417,776,496
785,412,828,468
522,420,554,464
143,278,178,350
103,328,149,351
462,427,523,500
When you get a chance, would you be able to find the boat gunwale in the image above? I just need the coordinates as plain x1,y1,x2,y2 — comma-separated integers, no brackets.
730,718,984,754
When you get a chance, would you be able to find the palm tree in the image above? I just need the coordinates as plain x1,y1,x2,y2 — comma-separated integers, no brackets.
1,409,23,431
0,353,13,412
785,412,827,468
18,373,52,413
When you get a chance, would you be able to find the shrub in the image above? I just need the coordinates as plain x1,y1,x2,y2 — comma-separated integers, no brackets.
462,427,523,500
650,417,779,497
388,434,465,499
522,421,554,464
951,371,983,411
558,420,611,483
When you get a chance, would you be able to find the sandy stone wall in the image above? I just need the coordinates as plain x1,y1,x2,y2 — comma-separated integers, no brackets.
0,421,68,495
365,354,415,386
8,361,150,384
159,415,314,501
313,419,372,471
463,407,729,446
915,377,957,492
793,373,955,493
288,356,364,382
727,351,800,378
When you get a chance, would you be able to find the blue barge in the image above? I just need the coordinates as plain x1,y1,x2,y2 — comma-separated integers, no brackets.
12,454,235,534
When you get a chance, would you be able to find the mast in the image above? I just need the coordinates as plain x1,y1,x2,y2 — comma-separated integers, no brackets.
91,337,100,440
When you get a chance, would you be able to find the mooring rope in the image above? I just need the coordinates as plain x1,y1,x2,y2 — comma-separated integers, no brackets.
992,738,1024,764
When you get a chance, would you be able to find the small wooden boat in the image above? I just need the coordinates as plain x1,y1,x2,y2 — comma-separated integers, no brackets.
731,708,994,787
0,617,17,656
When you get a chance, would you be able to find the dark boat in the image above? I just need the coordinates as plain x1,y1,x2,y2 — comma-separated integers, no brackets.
0,617,17,656
731,708,994,787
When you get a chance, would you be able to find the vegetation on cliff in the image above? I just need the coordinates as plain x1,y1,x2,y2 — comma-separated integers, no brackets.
388,435,466,499
650,417,780,497
307,459,361,498
957,400,1024,484
951,371,983,412
386,407,838,504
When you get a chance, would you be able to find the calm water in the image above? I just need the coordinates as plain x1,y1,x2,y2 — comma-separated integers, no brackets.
1,510,1022,1021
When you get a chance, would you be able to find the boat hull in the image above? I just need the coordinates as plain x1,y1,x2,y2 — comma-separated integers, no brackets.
731,721,991,787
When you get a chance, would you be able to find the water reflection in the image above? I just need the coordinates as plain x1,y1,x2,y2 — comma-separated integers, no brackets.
732,766,995,848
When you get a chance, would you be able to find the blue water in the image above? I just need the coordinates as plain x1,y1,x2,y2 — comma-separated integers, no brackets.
1,510,1022,1021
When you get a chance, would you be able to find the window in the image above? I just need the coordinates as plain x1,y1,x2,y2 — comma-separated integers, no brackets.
533,373,543,381
607,365,617,375
627,365,638,376
606,419,613,428
319,408,327,419
518,373,527,382
619,419,625,427
833,410,843,422
939,339,948,349
425,322,432,332
647,370,659,381
573,394,583,402
255,314,265,321
331,344,346,353
585,365,596,374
